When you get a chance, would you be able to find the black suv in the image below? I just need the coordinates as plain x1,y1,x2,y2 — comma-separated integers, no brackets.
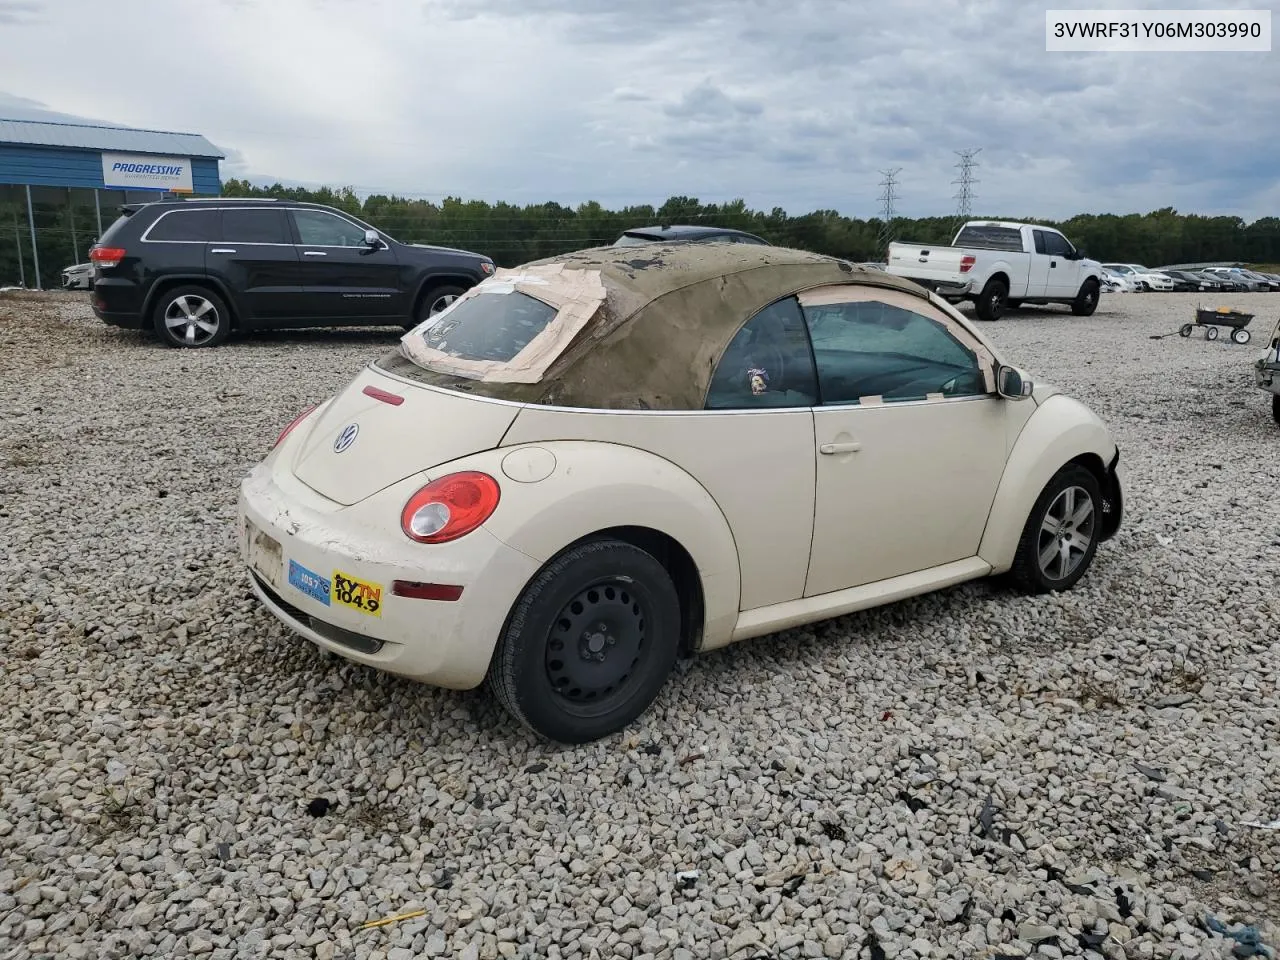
88,198,496,348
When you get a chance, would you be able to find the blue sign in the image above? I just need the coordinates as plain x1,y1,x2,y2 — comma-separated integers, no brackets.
288,560,331,606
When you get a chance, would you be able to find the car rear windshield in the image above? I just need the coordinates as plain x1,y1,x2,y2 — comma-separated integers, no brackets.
613,233,658,246
954,225,1025,252
415,290,559,362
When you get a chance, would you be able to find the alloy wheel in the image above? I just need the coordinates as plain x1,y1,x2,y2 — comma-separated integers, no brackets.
164,295,220,346
1037,485,1095,582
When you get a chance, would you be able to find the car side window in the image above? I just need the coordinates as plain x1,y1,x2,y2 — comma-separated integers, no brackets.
801,299,986,404
1042,231,1072,257
147,209,221,242
292,210,369,247
705,297,819,409
221,209,291,244
1032,230,1048,254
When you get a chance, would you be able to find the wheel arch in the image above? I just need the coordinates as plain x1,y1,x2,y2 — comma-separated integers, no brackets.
143,275,241,329
411,273,479,318
460,440,742,656
978,395,1120,572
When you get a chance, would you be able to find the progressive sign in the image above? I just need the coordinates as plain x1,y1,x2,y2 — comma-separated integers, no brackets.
101,152,194,193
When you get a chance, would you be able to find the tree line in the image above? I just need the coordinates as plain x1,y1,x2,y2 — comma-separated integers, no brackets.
3,177,1279,288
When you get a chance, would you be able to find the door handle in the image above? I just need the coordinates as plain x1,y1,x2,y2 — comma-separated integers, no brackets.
820,441,862,455
210,248,236,254
1050,261,1057,267
303,250,327,256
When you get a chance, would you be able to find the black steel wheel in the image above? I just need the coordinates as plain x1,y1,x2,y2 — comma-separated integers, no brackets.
487,538,682,744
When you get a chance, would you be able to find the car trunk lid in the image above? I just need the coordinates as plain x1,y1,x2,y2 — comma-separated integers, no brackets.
290,365,520,506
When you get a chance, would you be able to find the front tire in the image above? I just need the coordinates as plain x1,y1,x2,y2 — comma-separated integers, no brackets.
487,538,682,744
1009,463,1102,594
1071,278,1100,316
974,278,1008,322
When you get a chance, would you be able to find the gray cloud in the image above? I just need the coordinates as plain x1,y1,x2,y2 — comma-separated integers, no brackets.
0,1,42,24
0,0,1276,220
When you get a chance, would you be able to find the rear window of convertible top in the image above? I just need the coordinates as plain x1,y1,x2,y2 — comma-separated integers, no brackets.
414,289,558,363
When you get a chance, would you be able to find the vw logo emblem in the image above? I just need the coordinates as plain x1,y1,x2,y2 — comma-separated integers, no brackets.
334,423,359,454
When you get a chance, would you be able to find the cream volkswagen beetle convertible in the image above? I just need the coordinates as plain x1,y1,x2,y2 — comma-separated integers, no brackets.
238,243,1125,743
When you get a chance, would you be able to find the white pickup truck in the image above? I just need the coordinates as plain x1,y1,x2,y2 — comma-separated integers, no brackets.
886,220,1105,321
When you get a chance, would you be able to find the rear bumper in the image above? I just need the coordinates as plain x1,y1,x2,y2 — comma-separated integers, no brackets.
901,277,974,296
91,277,147,328
237,458,540,689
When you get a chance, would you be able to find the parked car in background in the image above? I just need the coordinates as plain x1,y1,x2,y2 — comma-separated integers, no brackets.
61,262,93,290
1101,268,1136,293
87,198,496,348
239,243,1124,743
1240,269,1280,292
612,224,771,246
1158,269,1215,292
886,220,1104,321
1254,314,1280,425
1203,267,1268,291
1101,263,1174,292
1194,270,1243,291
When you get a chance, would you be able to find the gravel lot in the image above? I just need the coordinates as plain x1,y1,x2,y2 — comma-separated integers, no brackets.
1,288,1277,960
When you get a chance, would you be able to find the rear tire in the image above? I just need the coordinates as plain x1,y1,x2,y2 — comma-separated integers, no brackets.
487,538,682,744
1009,463,1102,594
1272,394,1280,425
974,278,1008,322
1071,278,1100,316
409,284,467,329
152,285,231,348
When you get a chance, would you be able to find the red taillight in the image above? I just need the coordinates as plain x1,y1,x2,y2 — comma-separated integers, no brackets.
273,403,319,450
960,255,976,273
89,246,126,269
401,471,501,544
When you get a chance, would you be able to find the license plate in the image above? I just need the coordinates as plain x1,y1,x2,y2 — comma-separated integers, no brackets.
332,569,383,617
245,520,283,590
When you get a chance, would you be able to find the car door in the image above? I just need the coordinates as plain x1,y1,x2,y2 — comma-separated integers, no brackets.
1041,230,1082,297
207,207,304,323
1026,229,1053,297
799,286,1009,597
288,208,405,321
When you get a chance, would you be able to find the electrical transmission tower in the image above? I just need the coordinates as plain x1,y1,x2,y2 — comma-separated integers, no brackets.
953,148,981,221
876,167,902,252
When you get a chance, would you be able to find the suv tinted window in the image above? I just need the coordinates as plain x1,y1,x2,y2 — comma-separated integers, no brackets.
292,209,370,247
705,297,818,409
802,299,984,403
221,208,290,244
146,209,221,242
418,291,557,362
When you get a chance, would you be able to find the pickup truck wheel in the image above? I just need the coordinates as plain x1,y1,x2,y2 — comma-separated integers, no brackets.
1273,394,1280,425
1071,278,1100,316
974,278,1008,321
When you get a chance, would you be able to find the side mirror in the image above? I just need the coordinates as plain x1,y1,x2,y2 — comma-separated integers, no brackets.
364,229,381,247
997,364,1033,400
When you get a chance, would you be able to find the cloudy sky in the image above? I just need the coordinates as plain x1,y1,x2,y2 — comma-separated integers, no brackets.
1,0,1278,220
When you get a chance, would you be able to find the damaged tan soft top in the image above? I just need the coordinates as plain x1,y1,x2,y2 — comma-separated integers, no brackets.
399,264,608,384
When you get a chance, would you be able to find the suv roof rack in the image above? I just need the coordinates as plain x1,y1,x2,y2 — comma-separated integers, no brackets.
184,196,279,202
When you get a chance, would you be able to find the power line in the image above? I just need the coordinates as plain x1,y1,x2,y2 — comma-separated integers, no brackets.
953,148,981,221
876,167,902,252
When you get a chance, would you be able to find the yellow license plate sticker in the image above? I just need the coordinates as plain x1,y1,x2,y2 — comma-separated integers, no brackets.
332,570,384,617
